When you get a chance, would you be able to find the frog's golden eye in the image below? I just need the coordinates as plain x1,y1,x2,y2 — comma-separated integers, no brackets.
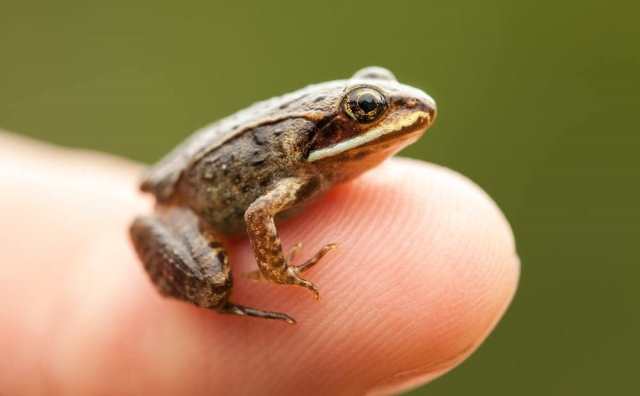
343,87,387,123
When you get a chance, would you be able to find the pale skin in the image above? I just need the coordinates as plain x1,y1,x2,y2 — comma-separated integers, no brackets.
0,132,519,395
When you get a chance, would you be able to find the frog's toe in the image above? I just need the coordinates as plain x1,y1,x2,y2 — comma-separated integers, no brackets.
220,302,296,324
286,267,321,300
295,243,338,273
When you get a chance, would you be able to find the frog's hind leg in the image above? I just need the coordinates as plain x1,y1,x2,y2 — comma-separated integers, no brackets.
129,207,295,324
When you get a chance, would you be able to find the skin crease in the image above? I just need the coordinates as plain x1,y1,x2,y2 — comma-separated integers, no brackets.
0,132,519,395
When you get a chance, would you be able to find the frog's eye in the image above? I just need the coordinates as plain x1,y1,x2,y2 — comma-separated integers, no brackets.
343,87,388,124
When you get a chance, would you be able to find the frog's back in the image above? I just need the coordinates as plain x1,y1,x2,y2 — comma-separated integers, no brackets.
140,80,345,202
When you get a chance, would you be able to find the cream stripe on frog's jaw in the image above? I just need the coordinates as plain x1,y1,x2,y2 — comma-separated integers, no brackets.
307,110,430,162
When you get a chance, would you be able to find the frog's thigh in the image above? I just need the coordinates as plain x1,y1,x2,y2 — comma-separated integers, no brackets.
129,207,295,323
129,207,230,309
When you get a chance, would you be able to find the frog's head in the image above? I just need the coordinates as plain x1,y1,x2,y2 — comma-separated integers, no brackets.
306,67,436,181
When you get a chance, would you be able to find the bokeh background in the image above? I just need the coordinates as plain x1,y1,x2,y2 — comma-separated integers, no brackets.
2,1,638,394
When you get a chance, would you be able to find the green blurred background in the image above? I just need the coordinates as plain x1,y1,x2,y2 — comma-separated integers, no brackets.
2,1,638,394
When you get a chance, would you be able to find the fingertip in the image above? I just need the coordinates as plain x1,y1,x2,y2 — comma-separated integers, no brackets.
349,159,521,394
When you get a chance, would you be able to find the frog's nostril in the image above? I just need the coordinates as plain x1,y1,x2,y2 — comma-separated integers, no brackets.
402,99,417,108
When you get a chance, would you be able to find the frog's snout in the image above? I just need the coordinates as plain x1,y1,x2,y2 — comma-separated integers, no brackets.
397,93,437,128
416,92,437,124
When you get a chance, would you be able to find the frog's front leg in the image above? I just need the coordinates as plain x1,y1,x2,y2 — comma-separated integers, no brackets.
130,206,295,323
244,177,336,299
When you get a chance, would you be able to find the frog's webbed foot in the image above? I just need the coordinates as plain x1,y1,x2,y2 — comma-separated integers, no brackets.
244,242,336,283
285,242,337,299
130,206,295,324
244,177,338,299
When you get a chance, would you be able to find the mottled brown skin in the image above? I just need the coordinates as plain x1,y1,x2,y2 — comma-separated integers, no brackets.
130,66,437,323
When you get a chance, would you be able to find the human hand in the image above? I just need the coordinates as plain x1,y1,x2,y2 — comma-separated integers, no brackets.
0,132,519,395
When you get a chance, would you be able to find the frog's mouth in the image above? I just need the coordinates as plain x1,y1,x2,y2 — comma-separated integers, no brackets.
307,110,432,162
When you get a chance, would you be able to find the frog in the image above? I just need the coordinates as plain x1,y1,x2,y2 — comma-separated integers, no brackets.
129,66,437,324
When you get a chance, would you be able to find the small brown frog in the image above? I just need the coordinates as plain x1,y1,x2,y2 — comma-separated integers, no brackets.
130,67,437,323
